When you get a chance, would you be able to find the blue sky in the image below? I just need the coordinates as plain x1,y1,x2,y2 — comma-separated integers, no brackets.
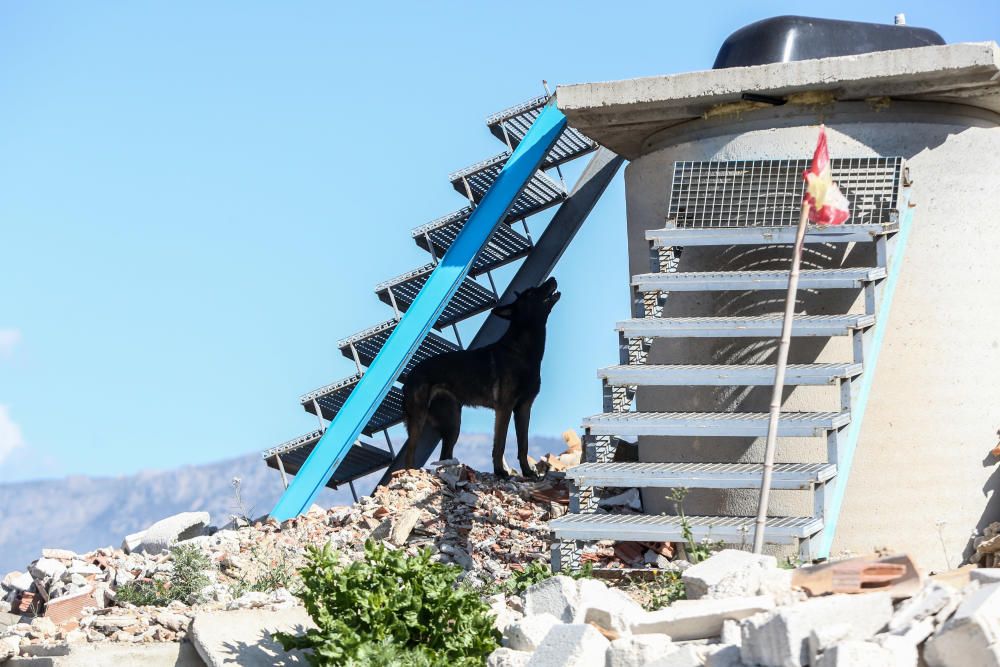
1,1,997,483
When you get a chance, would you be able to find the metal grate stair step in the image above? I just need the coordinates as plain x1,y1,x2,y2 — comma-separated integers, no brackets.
599,362,862,387
449,154,566,220
647,223,897,248
263,431,394,488
567,461,837,490
411,208,531,276
549,513,822,544
582,411,851,438
375,264,497,328
633,268,886,292
337,320,459,379
618,314,874,339
486,96,597,167
300,374,404,435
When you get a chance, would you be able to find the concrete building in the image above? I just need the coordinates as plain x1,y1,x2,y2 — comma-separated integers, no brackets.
555,33,1000,569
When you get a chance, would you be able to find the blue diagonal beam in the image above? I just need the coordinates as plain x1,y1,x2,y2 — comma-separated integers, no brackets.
270,102,568,520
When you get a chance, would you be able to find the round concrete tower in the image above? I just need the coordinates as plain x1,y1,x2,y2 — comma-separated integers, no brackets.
557,26,1000,570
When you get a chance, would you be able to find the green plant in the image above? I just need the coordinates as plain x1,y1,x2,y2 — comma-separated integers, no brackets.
275,540,500,667
669,488,724,564
115,579,169,607
115,544,212,608
231,544,296,598
640,570,686,610
501,559,594,596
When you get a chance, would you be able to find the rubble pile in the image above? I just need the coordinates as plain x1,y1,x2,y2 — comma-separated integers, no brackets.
486,550,1000,667
0,461,597,661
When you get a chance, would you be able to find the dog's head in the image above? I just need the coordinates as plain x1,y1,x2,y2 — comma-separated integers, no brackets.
491,277,561,323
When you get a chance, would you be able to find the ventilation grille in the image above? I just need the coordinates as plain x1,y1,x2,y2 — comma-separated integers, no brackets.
668,157,903,228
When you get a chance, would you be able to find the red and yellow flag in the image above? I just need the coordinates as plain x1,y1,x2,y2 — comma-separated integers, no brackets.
803,126,850,226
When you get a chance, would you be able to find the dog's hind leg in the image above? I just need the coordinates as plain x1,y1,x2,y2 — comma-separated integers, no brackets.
492,407,513,478
403,383,431,470
513,399,538,479
430,395,461,462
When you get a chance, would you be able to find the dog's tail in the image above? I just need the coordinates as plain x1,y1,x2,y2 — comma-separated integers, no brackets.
402,377,431,469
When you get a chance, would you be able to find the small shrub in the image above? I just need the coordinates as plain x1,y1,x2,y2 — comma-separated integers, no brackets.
638,570,686,610
115,544,212,607
115,579,169,607
275,540,499,666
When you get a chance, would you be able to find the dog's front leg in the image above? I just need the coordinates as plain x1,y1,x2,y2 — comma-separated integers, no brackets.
492,407,513,478
514,400,538,479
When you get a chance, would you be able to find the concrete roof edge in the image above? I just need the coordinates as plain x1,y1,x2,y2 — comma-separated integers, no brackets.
555,41,1000,112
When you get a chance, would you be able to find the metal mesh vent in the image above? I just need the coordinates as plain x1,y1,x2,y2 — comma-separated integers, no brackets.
668,157,903,228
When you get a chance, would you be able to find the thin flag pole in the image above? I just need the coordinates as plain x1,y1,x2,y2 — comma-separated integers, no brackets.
752,201,810,554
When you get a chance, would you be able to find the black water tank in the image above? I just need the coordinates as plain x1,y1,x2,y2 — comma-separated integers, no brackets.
713,15,945,69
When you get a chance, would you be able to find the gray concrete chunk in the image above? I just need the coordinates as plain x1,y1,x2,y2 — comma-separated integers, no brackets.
924,582,1000,667
632,595,774,641
526,624,608,667
606,635,676,667
740,592,893,667
816,640,894,667
189,607,314,666
504,613,560,652
523,576,581,624
682,549,777,600
136,512,211,555
488,647,532,667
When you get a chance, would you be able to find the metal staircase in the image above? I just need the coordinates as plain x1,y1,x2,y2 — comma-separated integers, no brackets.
261,96,603,502
551,157,913,566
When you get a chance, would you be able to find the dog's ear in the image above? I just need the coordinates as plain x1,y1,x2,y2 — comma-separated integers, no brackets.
491,303,514,320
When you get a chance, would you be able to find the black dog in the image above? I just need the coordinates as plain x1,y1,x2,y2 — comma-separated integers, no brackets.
402,277,561,478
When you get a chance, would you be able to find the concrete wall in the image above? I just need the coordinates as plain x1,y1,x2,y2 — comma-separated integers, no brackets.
623,100,1000,569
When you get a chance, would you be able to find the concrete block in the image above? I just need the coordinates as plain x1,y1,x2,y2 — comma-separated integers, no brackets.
121,531,145,554
816,640,894,667
189,607,314,666
971,569,1000,585
606,635,675,667
924,583,1000,667
488,647,532,667
578,581,644,634
523,576,581,623
705,644,744,667
488,594,523,634
1,635,20,661
2,572,34,593
29,559,66,582
387,508,421,546
504,613,561,652
721,619,741,646
888,582,960,635
7,642,207,666
740,592,893,667
136,512,210,555
682,550,777,600
873,634,918,667
647,645,704,667
632,595,774,641
526,624,608,667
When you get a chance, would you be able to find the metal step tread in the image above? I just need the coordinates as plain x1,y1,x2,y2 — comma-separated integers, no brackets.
647,223,898,247
375,264,497,328
486,96,597,167
449,153,567,221
599,362,863,386
338,320,459,379
633,267,886,291
550,513,822,544
618,314,875,338
300,374,404,436
582,411,851,437
411,208,531,276
567,461,837,490
262,431,393,488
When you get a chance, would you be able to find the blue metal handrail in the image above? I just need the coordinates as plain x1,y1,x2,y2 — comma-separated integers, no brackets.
270,101,568,520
